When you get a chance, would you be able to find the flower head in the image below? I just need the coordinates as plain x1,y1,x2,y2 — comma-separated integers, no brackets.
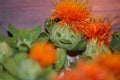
82,18,112,45
51,0,90,34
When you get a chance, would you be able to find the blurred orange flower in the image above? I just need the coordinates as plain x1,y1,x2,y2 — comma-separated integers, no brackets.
29,42,56,67
76,62,114,80
54,61,114,80
96,54,120,80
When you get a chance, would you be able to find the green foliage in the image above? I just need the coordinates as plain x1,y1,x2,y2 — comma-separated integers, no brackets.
55,48,67,71
2,53,28,77
38,32,49,42
73,38,86,51
2,53,44,80
0,24,55,80
38,65,57,80
7,24,42,52
0,65,3,71
0,36,16,48
45,19,54,33
110,31,120,53
16,59,42,80
0,42,13,64
0,71,16,80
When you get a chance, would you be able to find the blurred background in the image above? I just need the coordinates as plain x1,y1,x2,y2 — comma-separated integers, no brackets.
0,0,120,35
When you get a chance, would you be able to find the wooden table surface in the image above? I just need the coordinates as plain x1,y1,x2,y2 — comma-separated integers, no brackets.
0,0,120,35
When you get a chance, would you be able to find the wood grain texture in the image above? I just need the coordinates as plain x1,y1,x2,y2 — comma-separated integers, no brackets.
0,0,120,35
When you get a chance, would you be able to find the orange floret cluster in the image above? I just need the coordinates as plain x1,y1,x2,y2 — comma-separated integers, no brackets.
54,62,114,80
51,0,90,34
82,20,112,45
96,54,120,80
29,42,56,67
54,53,120,80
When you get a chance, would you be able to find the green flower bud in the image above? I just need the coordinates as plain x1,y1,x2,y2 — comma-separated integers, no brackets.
83,39,111,58
50,23,86,51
